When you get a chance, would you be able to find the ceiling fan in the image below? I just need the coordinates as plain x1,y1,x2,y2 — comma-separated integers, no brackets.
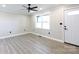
22,4,38,12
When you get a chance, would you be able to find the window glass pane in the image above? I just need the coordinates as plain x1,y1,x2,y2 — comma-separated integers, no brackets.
42,23,49,29
42,15,50,29
36,23,41,28
37,16,43,23
35,14,50,29
42,15,49,23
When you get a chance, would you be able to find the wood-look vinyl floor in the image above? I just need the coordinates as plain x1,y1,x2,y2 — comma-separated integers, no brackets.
0,33,79,54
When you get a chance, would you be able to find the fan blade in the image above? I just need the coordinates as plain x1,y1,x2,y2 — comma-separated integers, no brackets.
32,6,38,9
32,9,38,11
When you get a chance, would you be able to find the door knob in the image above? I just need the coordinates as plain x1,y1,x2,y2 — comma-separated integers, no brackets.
64,27,67,30
64,26,67,30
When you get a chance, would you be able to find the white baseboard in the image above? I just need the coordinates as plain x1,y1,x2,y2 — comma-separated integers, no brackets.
0,32,30,39
0,32,64,43
53,38,64,43
31,32,64,43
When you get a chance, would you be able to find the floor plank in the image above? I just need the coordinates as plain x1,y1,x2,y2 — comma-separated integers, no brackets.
0,33,79,54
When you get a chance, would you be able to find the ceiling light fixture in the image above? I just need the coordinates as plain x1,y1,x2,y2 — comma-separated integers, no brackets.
2,4,6,7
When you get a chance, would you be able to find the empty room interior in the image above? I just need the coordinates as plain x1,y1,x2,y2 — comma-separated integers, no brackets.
0,4,79,54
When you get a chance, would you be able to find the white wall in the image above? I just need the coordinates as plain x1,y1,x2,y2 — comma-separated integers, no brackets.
30,5,79,42
0,12,31,38
31,6,64,42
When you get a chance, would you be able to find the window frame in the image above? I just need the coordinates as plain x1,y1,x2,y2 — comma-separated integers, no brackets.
35,13,50,30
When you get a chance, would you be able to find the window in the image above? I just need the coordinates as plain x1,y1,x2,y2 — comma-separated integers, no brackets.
35,14,50,29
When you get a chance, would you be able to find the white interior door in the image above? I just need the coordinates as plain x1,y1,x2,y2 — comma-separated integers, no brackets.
64,8,79,46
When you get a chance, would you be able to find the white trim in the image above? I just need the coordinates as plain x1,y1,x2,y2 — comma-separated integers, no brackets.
0,32,64,43
53,38,64,43
31,32,64,43
0,32,30,39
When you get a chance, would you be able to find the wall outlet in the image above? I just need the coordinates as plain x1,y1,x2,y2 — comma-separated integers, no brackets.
48,32,50,34
9,31,12,34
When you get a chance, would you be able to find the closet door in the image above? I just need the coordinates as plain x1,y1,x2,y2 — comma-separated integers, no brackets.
64,9,79,45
